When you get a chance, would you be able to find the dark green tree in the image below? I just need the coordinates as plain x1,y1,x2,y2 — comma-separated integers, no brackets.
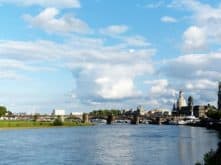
0,106,7,117
53,116,64,126
207,110,221,120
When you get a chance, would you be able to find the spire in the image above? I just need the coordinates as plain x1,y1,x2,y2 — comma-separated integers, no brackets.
188,96,193,107
188,96,194,116
218,82,221,110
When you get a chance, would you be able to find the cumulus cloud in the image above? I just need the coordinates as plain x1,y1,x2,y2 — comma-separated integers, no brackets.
69,50,155,103
183,26,206,52
162,52,221,80
171,0,221,50
23,8,91,35
145,79,176,97
0,0,80,9
0,36,155,105
161,16,177,23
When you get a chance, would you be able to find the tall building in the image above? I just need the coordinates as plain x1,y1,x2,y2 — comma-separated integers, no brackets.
218,82,221,110
177,91,187,110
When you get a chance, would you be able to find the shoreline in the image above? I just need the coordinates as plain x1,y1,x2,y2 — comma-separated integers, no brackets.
0,120,93,130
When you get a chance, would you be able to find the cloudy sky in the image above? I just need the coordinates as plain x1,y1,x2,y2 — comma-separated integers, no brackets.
0,0,220,113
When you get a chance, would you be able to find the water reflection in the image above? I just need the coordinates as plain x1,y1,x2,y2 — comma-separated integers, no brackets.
93,125,134,165
178,126,219,165
0,125,219,165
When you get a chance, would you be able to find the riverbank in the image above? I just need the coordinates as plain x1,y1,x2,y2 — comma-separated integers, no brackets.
190,120,221,165
0,120,92,128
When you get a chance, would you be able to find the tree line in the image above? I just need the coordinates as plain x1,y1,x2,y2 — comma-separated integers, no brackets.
0,106,12,117
89,109,121,117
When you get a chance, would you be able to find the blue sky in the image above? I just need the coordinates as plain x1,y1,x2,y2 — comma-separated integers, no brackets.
0,0,221,114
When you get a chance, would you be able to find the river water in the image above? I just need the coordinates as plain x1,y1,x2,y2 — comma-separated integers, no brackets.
0,124,219,165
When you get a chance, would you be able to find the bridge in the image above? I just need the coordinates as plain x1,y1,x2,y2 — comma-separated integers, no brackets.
88,114,148,125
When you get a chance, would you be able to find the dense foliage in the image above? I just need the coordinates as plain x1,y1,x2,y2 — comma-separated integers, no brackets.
89,109,121,117
53,116,64,126
207,110,221,120
0,106,7,117
196,142,221,165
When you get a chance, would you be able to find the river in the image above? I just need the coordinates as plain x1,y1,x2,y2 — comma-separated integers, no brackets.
0,124,219,165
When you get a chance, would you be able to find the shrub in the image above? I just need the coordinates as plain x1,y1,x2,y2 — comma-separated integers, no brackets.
53,116,64,126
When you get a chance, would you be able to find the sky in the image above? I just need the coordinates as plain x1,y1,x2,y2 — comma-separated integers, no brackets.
0,0,221,114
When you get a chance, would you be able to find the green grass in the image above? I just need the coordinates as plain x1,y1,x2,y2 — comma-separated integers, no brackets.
0,120,92,128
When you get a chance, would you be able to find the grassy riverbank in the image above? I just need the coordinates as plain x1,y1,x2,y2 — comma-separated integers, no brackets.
0,120,92,128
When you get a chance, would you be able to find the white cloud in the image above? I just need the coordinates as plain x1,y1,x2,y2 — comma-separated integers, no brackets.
162,52,221,80
185,79,216,90
23,8,91,35
183,26,206,52
100,25,128,35
95,77,139,99
0,36,155,104
161,16,177,23
161,51,221,106
171,0,221,49
145,79,176,97
0,0,80,9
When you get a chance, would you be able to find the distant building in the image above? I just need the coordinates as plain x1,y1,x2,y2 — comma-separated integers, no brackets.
52,109,65,116
172,91,208,118
177,91,187,110
137,105,146,116
70,112,83,116
178,105,209,118
148,109,170,118
70,112,83,119
218,82,221,110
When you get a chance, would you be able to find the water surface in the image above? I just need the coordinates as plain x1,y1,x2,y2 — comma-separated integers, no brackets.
0,125,219,165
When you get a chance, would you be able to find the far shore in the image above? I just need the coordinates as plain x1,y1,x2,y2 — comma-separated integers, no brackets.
0,120,93,130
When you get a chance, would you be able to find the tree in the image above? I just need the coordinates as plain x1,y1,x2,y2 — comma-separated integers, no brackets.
0,106,7,117
53,116,64,126
207,110,221,120
33,114,40,122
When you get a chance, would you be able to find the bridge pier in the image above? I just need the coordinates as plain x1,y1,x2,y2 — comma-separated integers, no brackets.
106,114,115,124
131,115,139,125
82,113,89,123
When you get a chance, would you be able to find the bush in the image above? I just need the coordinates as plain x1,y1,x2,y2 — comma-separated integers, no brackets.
203,142,221,165
0,106,7,117
207,110,221,120
53,116,64,126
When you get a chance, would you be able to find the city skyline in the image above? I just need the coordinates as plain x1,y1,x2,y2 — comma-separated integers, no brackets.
0,0,221,113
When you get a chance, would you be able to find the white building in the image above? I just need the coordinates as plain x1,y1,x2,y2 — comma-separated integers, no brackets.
177,91,187,110
70,112,83,116
52,109,65,116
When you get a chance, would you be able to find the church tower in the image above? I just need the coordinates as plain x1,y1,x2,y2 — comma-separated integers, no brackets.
188,96,194,116
177,90,187,110
218,82,221,110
